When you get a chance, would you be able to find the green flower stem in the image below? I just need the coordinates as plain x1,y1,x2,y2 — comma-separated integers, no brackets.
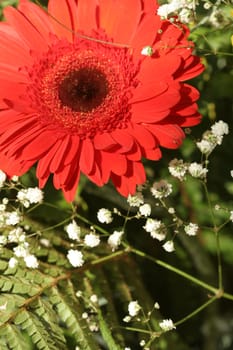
122,326,154,335
127,244,219,295
202,181,223,290
174,296,218,327
90,249,127,266
127,244,233,301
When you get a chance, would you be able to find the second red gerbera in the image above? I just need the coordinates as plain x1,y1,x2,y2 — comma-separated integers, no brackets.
0,0,204,201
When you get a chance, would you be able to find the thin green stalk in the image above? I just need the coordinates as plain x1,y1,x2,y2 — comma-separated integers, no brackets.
175,296,218,327
122,326,153,335
90,249,126,266
128,244,218,295
202,181,223,290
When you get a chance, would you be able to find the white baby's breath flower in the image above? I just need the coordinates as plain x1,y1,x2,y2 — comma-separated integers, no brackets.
159,318,176,331
67,249,84,267
211,120,229,137
8,227,26,243
17,187,43,207
143,218,161,233
196,139,215,155
203,2,212,9
76,290,82,298
0,170,7,187
168,207,175,214
24,254,39,269
13,243,29,258
162,240,175,252
97,208,113,224
11,175,18,182
188,163,208,179
2,198,8,205
140,340,146,347
128,300,141,317
157,3,174,18
184,223,199,236
65,220,81,241
90,294,98,304
127,193,144,207
82,312,88,319
108,230,124,251
178,7,193,23
123,316,131,323
8,257,18,269
89,323,99,332
84,233,100,247
144,219,167,241
5,211,21,226
230,211,233,223
139,203,151,217
230,170,233,178
151,180,172,199
40,238,50,247
169,159,187,180
141,45,153,56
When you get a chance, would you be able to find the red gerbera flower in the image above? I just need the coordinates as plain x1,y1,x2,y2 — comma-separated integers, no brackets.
0,0,204,201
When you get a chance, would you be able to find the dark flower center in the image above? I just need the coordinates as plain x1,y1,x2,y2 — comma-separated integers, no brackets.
58,68,109,112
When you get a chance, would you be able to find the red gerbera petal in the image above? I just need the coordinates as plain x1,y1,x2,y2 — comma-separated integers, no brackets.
99,0,143,44
3,5,48,52
76,0,99,35
48,0,78,41
0,0,204,201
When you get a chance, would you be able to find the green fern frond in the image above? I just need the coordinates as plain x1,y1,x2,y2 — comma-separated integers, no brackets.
14,309,61,350
47,285,100,349
0,324,30,350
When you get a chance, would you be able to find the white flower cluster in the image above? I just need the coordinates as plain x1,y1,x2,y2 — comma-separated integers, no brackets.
157,0,196,23
67,249,84,267
188,162,208,179
197,120,229,156
84,233,100,248
17,187,44,208
184,223,199,236
127,190,152,217
169,159,188,181
128,300,141,317
162,240,175,252
4,231,39,269
208,8,225,28
97,208,113,224
159,318,176,331
144,218,167,241
138,203,151,217
123,300,141,324
151,180,172,199
65,220,81,241
0,204,21,229
127,192,144,207
108,230,124,251
0,179,41,269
